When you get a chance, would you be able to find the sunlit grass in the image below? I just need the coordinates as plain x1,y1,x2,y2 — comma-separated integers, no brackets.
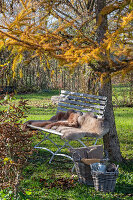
20,92,133,200
114,107,133,159
0,90,133,199
112,84,132,106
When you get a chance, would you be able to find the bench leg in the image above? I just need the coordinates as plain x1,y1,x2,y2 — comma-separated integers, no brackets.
94,137,98,145
49,141,73,163
34,131,92,165
34,132,60,149
77,139,87,147
34,131,74,163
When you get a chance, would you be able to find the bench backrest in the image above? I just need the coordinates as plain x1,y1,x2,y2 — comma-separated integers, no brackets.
57,90,107,119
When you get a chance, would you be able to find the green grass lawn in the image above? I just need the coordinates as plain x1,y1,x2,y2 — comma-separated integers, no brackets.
0,91,133,200
112,84,132,106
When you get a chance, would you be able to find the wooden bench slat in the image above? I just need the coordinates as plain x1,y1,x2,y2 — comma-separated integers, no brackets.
57,107,70,113
57,107,104,118
61,90,107,100
59,99,105,110
57,106,95,113
60,95,106,105
57,103,105,114
27,125,63,136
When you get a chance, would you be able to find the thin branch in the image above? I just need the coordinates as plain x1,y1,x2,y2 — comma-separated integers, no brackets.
0,30,40,49
65,0,83,18
76,0,84,12
90,59,131,73
100,0,130,16
79,15,96,30
54,7,80,25
87,0,95,12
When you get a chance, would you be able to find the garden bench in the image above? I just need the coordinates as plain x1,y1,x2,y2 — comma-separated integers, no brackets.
28,90,108,163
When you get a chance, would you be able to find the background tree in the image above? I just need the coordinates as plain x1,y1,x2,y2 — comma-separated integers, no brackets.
0,0,132,162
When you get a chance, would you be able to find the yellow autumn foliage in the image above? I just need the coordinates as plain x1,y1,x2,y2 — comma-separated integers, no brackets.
121,10,133,28
0,40,5,50
0,0,132,77
12,54,23,72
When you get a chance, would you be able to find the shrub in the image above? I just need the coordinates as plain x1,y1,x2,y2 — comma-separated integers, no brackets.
0,96,33,193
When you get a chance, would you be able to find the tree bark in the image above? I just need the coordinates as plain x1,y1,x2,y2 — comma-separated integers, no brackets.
96,0,123,162
96,0,108,44
99,74,123,162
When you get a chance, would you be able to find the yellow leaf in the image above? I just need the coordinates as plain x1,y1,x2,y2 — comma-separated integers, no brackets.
4,157,10,164
13,71,16,79
36,72,40,77
0,40,4,50
19,68,23,78
12,54,23,73
44,67,46,72
107,40,112,50
0,62,9,67
4,157,9,162
46,59,50,69
51,70,54,78
10,160,13,164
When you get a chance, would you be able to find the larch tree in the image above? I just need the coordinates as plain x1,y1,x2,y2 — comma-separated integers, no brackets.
96,0,122,162
0,0,132,162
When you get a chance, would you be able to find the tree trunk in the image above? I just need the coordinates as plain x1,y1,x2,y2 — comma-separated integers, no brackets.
99,74,123,162
96,0,107,44
96,0,123,162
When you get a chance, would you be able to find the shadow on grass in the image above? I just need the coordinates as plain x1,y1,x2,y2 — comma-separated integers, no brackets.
114,106,133,117
20,150,133,200
120,139,133,146
115,182,133,196
26,150,74,173
119,159,133,173
15,91,59,100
